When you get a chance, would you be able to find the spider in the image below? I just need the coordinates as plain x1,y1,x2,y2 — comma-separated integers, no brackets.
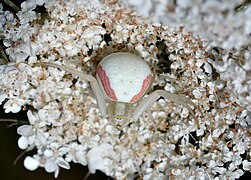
34,52,199,129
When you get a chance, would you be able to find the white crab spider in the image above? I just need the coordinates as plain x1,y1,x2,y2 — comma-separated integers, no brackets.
35,52,198,128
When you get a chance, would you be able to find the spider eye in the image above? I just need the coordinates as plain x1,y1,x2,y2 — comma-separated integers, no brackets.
107,101,132,129
112,115,129,129
114,115,125,120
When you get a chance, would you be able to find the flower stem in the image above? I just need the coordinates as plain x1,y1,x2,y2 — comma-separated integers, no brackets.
0,119,28,126
13,145,34,165
0,47,9,65
0,119,18,123
4,0,21,12
83,170,91,180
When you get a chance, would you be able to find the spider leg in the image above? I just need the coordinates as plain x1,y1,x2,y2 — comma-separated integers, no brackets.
133,90,200,128
33,62,107,118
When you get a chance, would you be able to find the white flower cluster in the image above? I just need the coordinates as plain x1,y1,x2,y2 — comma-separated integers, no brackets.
124,0,251,115
0,0,251,179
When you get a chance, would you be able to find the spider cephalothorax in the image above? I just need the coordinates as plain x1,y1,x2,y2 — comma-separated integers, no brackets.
34,52,199,128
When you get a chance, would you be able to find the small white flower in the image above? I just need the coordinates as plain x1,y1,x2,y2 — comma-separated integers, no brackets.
35,0,47,6
232,169,244,179
3,98,25,113
17,125,35,137
18,136,29,149
212,128,224,138
21,1,37,11
233,142,246,154
105,125,115,135
177,0,191,9
204,62,212,74
87,143,115,174
196,128,204,136
24,156,40,171
44,149,53,158
17,110,45,149
243,160,251,171
66,143,88,166
223,152,234,162
214,166,226,174
180,107,189,118
208,160,216,168
45,158,58,173
45,156,70,178
158,98,166,106
171,168,182,176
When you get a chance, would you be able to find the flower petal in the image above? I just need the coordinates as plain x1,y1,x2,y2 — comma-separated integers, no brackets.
57,157,70,170
18,136,28,149
24,156,39,171
54,165,59,178
45,159,57,173
17,125,34,137
27,110,37,125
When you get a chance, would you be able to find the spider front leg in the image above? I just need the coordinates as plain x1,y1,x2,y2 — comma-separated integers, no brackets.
133,90,200,128
33,62,107,118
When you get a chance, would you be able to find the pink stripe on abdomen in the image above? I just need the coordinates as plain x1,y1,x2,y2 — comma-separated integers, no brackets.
130,75,152,103
96,65,117,100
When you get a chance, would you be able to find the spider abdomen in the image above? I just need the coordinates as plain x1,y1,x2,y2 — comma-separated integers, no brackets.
96,52,152,103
